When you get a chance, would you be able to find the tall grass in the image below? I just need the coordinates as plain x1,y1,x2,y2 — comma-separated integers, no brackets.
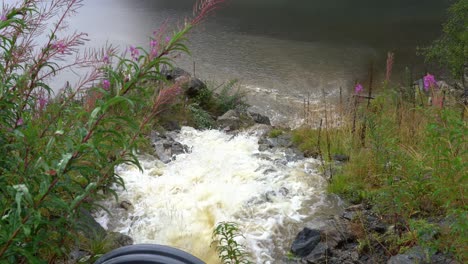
294,75,467,260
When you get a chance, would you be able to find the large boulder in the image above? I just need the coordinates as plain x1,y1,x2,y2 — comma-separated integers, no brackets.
290,228,321,257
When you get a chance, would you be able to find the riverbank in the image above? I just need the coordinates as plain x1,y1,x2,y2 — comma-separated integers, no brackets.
285,76,466,263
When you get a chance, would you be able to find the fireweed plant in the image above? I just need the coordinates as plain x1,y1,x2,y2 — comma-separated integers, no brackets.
0,0,224,262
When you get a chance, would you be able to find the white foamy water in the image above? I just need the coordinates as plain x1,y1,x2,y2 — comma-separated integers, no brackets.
95,127,330,263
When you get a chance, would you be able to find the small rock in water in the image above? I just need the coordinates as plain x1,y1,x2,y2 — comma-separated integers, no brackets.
279,187,289,196
265,190,277,202
119,200,133,211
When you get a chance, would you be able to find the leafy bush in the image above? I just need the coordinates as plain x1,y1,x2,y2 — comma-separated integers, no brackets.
422,0,468,80
0,0,223,262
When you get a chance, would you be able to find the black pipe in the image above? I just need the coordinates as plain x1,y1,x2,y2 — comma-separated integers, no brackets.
95,244,205,264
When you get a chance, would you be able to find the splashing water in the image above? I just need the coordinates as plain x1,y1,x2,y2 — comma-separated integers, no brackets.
95,127,331,263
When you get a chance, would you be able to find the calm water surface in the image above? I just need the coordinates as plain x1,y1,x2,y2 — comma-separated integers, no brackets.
4,0,449,123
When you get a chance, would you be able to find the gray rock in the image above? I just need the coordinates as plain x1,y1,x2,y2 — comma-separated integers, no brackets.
387,254,423,264
161,67,190,81
119,200,133,211
279,187,289,196
151,131,189,163
69,249,90,262
265,190,277,202
284,148,305,162
265,133,293,148
291,228,321,257
216,109,255,130
77,208,106,239
185,78,207,98
248,111,271,125
105,232,134,250
245,123,273,138
304,242,329,263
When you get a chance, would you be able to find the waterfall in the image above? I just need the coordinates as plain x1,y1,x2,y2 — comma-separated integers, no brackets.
94,127,332,263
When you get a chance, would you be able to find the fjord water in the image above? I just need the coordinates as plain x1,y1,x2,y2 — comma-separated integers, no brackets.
73,0,448,125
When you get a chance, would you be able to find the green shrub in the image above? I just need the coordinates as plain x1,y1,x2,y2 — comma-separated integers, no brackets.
0,0,223,262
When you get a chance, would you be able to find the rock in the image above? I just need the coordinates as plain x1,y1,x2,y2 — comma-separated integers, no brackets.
161,67,190,81
184,78,207,98
216,109,255,130
333,154,350,162
387,253,423,264
265,190,277,202
119,200,133,211
266,133,293,148
162,120,181,131
245,123,273,138
76,208,106,239
248,110,271,125
105,232,134,251
279,187,289,196
284,148,305,162
304,242,329,263
151,131,189,163
69,249,91,262
291,228,321,257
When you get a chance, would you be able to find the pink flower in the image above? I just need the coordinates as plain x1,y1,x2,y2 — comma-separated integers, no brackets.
52,40,66,54
165,36,170,43
102,79,110,90
150,40,159,58
16,118,24,126
38,96,47,110
355,83,363,94
0,13,6,21
103,54,110,64
129,45,140,61
423,73,437,92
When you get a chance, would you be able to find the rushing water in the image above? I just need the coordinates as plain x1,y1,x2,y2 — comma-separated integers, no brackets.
94,127,342,263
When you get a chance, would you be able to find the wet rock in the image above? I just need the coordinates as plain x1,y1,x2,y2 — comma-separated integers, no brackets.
248,110,271,125
77,208,106,239
258,144,270,152
265,190,277,202
304,242,329,263
245,123,272,138
184,78,207,98
279,187,289,196
266,133,293,148
161,67,190,81
119,200,133,211
151,131,189,163
332,154,349,162
161,120,181,131
284,148,305,162
291,228,321,257
69,249,91,263
216,109,255,130
105,232,134,251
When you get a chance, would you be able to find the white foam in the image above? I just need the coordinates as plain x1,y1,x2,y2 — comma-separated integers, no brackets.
96,127,327,263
